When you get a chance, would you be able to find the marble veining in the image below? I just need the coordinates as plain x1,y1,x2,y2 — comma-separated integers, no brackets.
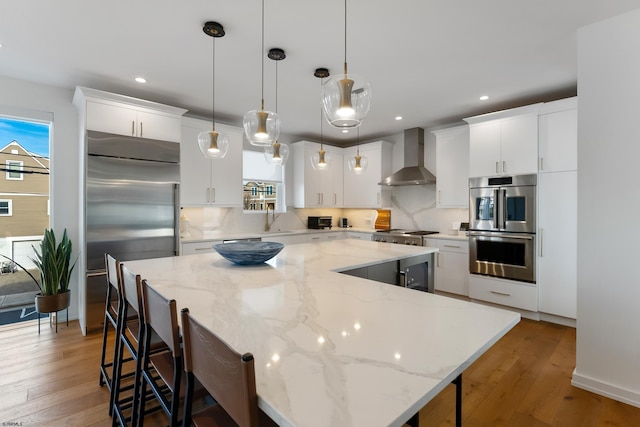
127,240,519,427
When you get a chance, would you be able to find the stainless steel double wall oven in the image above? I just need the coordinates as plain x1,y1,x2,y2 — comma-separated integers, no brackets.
469,174,536,283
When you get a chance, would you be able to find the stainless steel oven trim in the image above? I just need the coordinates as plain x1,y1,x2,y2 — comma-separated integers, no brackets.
469,231,536,283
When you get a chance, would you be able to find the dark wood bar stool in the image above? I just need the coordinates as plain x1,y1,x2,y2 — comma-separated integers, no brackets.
111,264,168,427
180,308,277,427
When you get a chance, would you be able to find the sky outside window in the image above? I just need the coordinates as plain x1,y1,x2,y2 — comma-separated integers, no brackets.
0,117,49,156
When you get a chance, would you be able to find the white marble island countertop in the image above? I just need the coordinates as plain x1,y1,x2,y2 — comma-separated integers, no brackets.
127,240,519,427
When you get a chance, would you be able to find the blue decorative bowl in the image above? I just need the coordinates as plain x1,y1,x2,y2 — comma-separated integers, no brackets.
213,241,285,265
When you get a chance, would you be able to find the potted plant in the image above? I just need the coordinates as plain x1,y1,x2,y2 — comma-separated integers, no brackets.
30,228,78,313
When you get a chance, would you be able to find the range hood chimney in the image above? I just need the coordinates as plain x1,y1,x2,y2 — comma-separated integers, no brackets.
379,127,436,186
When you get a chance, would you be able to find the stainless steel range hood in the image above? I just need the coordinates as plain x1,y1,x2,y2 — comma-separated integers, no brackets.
379,127,436,186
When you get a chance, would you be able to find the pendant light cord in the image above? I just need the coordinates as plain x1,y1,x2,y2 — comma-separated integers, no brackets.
261,0,265,110
344,0,348,67
319,77,324,150
211,36,216,130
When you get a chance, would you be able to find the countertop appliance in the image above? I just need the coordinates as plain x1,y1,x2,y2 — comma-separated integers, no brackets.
308,216,332,229
339,217,349,228
371,229,438,246
468,174,536,283
84,130,180,332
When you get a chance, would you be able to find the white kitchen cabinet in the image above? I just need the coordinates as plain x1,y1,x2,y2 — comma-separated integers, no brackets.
265,234,309,245
292,141,343,208
465,104,541,178
342,141,393,208
432,126,469,208
180,118,243,207
73,86,186,142
346,231,373,240
181,240,222,255
538,97,577,173
537,171,577,319
469,274,538,312
307,231,345,243
425,237,469,296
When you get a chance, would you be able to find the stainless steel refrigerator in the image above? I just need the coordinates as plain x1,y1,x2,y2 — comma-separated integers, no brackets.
85,130,180,331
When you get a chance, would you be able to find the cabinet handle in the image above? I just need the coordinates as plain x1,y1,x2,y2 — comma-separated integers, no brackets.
539,228,543,257
334,193,336,205
502,161,506,173
131,120,135,136
539,157,544,171
438,190,441,205
436,252,440,268
490,290,511,297
495,161,499,174
195,247,211,251
140,122,143,138
443,244,460,248
206,187,210,203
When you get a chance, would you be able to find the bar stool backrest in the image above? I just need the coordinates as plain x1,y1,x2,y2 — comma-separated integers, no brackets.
141,280,180,358
120,264,142,314
181,308,259,427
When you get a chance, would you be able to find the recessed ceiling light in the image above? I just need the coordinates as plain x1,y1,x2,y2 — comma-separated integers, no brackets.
395,116,403,121
135,77,147,84
479,95,489,101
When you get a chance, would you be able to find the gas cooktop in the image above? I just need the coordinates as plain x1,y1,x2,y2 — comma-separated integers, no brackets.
376,229,439,236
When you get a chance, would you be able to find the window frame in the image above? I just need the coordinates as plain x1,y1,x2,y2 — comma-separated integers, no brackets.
5,160,24,180
0,199,13,216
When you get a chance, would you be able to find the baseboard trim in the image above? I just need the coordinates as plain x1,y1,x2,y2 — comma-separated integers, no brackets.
572,369,640,408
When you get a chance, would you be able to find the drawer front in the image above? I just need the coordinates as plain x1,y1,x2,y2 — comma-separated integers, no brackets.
181,241,221,255
437,240,468,254
469,274,538,311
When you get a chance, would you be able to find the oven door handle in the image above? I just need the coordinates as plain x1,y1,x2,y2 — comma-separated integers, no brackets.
502,189,507,229
469,231,534,240
493,189,499,229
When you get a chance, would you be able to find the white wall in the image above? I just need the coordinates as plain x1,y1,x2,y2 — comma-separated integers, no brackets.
574,8,640,406
0,76,80,321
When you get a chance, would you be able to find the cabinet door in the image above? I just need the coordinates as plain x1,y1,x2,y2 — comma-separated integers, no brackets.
180,119,213,205
136,110,182,142
538,171,577,319
86,101,138,137
209,126,243,206
434,126,469,208
328,150,344,206
500,115,538,175
539,108,577,173
469,122,500,177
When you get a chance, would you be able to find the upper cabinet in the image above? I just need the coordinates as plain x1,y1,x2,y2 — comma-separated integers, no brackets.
465,104,541,177
432,125,469,208
538,97,577,173
292,141,343,208
180,117,243,207
73,86,186,142
343,141,393,208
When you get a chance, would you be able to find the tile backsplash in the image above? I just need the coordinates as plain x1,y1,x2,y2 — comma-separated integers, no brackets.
182,185,468,236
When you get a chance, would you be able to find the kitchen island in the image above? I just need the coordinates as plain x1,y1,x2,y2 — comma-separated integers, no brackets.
127,239,519,427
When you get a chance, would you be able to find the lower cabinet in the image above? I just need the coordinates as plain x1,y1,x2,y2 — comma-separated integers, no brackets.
265,235,309,245
307,231,345,243
469,274,538,312
181,241,222,255
346,231,373,240
425,237,469,296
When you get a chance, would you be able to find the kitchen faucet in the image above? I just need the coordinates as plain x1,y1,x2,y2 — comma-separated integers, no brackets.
265,203,275,232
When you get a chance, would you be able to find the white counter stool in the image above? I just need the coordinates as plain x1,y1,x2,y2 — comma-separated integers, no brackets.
180,308,277,427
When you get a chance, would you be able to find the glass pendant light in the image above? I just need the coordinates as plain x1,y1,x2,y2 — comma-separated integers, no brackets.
264,48,289,165
322,0,371,129
311,68,331,172
348,128,368,175
244,0,280,146
198,21,229,159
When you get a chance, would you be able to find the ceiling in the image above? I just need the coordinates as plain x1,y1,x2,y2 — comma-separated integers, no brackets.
2,1,639,146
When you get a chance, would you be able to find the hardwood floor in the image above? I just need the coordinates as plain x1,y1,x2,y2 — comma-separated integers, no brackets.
1,317,639,426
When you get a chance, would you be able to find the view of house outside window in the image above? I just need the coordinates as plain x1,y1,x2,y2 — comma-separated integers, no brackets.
0,115,50,281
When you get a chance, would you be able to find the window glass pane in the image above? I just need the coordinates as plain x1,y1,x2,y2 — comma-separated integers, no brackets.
505,196,526,221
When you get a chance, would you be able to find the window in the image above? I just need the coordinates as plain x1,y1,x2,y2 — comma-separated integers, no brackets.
242,150,286,212
0,200,12,216
5,160,23,180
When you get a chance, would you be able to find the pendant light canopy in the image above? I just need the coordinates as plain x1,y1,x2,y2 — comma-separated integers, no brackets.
322,0,371,129
244,0,280,146
198,21,229,159
264,48,289,166
348,128,368,175
311,68,331,172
